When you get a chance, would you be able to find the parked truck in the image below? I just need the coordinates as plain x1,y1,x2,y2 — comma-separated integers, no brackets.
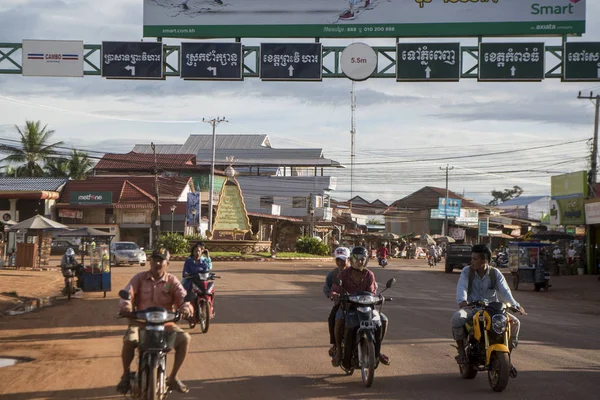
444,244,473,273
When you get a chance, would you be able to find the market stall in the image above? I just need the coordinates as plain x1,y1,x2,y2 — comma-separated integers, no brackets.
58,227,115,298
508,242,552,292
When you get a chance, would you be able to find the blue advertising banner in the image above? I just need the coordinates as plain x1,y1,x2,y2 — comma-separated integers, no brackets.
186,192,200,227
479,218,489,237
438,197,461,217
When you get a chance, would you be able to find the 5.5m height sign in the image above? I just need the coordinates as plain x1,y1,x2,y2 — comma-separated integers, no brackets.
143,0,586,39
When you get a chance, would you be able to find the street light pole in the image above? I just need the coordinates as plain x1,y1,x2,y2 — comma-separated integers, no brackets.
203,117,228,235
170,204,176,234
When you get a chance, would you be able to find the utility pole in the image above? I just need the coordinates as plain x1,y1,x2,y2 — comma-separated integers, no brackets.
203,117,228,235
350,82,356,209
440,164,454,236
578,92,600,275
151,142,160,247
578,91,600,193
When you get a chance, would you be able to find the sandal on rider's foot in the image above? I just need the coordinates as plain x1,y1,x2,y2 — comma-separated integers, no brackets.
116,375,130,394
509,366,518,378
331,353,342,367
378,353,391,365
328,345,336,357
167,378,189,394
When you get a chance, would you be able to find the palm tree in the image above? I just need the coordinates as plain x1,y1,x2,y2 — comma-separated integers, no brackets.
0,121,64,177
67,149,94,180
44,157,70,177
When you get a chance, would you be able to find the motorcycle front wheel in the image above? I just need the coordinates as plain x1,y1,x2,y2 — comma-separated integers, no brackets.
488,352,510,392
66,279,72,300
200,301,210,333
360,338,376,388
146,364,158,400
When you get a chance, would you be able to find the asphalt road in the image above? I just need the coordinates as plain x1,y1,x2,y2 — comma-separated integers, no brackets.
0,259,599,399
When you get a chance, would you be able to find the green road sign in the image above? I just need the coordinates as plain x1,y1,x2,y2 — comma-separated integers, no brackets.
563,42,600,82
478,42,545,82
396,43,460,81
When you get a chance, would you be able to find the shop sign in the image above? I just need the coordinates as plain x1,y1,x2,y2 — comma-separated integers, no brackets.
122,212,147,224
478,218,489,237
455,208,479,226
58,209,83,219
584,201,600,225
449,227,465,240
551,170,587,200
558,197,586,225
69,191,112,204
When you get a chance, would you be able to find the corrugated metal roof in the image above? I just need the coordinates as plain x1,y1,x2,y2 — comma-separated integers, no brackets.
497,196,548,207
132,144,184,154
389,186,485,211
180,134,270,153
95,152,197,171
0,177,68,192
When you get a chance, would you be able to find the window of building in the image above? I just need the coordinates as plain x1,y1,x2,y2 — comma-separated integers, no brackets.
260,196,274,207
293,197,307,208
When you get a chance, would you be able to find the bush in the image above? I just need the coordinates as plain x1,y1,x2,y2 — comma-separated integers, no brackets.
184,234,205,242
156,233,189,255
295,236,330,256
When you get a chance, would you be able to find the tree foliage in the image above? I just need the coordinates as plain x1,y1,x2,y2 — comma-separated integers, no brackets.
0,121,64,177
488,186,523,206
295,236,330,256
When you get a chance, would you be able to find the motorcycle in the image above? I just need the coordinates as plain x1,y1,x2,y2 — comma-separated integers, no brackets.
457,301,519,392
427,255,436,267
118,289,180,400
492,251,509,268
185,272,220,333
377,257,388,268
61,264,82,300
334,277,395,387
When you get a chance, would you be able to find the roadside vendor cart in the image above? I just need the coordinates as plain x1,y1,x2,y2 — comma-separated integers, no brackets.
58,227,115,298
508,242,552,292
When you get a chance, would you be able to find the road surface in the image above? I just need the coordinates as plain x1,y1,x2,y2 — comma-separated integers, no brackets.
0,259,599,399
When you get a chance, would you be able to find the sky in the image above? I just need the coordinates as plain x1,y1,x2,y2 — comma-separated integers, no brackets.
0,0,599,206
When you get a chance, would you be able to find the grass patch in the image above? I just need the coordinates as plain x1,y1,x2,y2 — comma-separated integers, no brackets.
160,251,329,259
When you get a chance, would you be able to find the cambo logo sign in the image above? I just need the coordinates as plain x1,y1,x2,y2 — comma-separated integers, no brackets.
21,40,84,77
70,191,113,205
142,0,586,38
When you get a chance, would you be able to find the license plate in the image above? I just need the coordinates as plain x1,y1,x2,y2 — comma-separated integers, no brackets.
360,320,374,329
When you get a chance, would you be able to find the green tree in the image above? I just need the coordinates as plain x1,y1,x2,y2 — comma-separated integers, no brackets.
44,157,70,177
0,121,64,177
67,149,94,180
488,186,523,206
0,165,16,177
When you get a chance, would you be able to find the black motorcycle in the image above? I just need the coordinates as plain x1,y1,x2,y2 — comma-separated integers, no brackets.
118,290,180,400
334,278,395,387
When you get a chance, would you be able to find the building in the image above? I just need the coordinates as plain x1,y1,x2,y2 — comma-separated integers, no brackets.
55,176,195,248
133,134,343,238
495,195,550,222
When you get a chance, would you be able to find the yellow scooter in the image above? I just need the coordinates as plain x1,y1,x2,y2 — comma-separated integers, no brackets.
457,301,518,392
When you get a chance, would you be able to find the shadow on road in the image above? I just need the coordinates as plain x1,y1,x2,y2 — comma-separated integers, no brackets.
2,370,600,400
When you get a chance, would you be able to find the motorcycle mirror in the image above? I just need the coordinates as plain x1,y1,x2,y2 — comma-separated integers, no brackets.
334,278,343,287
385,278,396,289
118,289,131,301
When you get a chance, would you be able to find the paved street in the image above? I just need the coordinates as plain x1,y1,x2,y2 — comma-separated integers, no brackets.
0,259,599,399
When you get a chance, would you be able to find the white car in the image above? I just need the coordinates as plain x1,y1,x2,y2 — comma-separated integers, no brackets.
110,242,147,267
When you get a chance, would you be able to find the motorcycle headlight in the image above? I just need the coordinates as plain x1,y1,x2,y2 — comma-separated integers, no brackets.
492,314,508,335
199,273,210,280
357,306,372,313
349,294,377,304
145,310,169,323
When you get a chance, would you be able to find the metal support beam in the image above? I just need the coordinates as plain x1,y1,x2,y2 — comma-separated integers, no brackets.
0,42,567,79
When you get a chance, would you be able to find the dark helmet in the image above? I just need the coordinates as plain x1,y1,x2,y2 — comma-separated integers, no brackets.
350,246,369,270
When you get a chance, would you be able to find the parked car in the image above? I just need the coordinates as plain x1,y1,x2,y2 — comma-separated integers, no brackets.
110,242,146,267
51,240,80,256
444,244,473,273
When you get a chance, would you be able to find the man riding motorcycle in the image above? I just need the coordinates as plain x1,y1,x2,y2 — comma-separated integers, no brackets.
60,248,82,291
330,246,390,367
323,247,351,357
452,244,526,368
117,248,193,395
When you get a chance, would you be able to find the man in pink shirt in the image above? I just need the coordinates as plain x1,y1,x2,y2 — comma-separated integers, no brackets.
117,248,193,394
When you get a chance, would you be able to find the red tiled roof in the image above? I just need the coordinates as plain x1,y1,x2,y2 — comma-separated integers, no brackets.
94,152,197,171
59,176,193,206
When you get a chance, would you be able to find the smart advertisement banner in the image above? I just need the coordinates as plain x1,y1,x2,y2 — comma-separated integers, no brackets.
143,0,586,39
21,40,83,77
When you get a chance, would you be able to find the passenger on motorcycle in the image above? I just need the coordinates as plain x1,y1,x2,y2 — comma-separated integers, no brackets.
323,247,351,357
452,244,526,365
181,242,212,292
428,244,437,265
117,248,193,395
330,246,390,367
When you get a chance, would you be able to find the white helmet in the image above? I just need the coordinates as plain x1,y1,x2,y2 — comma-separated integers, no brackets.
66,248,75,257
